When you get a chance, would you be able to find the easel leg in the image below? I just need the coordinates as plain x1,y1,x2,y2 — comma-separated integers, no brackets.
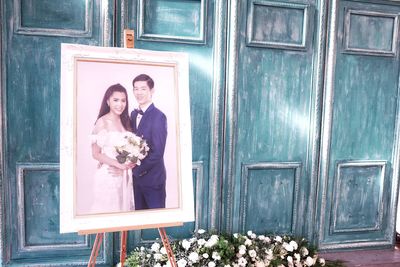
88,233,104,267
158,228,178,267
120,231,128,266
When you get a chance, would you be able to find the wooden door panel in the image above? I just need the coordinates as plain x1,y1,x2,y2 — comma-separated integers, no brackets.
318,0,400,249
2,0,114,265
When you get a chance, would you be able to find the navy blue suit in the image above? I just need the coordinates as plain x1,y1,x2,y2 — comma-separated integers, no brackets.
131,103,167,210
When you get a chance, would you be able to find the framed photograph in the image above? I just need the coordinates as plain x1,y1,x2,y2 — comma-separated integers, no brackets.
60,44,194,233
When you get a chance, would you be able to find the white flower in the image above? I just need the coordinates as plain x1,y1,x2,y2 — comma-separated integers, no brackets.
197,238,206,246
154,253,162,260
160,247,167,254
151,242,161,252
154,264,161,267
247,230,253,237
233,233,239,238
197,229,206,234
319,258,326,266
212,251,221,261
248,249,257,258
294,253,300,261
255,261,265,267
264,237,271,243
287,256,294,267
140,246,145,251
177,258,187,267
244,239,252,246
289,240,298,250
239,245,246,255
277,265,285,267
274,236,282,243
188,252,199,263
205,235,219,247
224,265,232,267
300,247,309,256
202,253,209,259
208,261,216,267
258,235,265,241
238,257,248,267
182,239,191,250
305,256,314,266
283,242,294,252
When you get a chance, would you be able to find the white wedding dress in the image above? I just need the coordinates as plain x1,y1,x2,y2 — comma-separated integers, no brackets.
89,130,134,214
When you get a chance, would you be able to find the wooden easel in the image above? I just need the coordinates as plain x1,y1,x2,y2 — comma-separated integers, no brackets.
82,30,180,267
80,222,182,267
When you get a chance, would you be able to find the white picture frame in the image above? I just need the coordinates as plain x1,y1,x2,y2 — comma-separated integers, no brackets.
60,43,194,233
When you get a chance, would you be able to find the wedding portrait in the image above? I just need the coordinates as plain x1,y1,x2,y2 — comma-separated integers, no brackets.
59,44,194,233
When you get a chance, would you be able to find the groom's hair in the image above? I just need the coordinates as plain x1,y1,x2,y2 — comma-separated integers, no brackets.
133,74,154,89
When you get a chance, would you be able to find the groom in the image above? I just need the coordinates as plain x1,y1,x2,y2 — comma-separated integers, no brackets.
131,74,167,210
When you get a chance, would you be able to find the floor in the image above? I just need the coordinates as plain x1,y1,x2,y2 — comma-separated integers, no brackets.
320,244,400,267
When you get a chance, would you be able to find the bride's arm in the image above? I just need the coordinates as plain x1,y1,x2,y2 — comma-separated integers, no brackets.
91,142,129,170
91,117,129,170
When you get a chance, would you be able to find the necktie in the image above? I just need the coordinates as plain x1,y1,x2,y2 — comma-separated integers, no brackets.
136,109,144,115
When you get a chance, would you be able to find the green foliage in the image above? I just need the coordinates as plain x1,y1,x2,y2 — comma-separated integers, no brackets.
125,230,342,267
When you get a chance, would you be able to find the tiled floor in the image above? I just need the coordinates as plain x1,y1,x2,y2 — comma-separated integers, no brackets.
320,245,400,266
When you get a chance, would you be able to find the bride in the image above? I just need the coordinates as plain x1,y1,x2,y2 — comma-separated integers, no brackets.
89,83,135,214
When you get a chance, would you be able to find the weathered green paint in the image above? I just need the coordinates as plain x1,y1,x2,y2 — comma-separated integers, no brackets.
2,0,400,265
223,0,320,240
120,0,215,250
2,0,114,265
317,0,400,249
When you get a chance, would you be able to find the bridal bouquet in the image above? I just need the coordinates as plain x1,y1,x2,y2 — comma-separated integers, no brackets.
114,132,149,166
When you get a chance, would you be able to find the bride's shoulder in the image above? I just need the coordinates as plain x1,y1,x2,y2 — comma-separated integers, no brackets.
92,117,108,134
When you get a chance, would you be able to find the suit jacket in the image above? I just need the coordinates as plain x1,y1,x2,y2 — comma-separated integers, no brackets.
131,103,167,187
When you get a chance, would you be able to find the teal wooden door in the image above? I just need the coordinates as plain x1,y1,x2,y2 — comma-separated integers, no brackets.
2,0,400,265
222,0,323,239
316,0,400,249
1,0,116,265
118,0,220,252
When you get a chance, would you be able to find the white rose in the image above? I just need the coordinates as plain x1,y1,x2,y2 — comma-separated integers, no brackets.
294,253,300,261
255,261,265,267
247,230,253,236
300,247,309,256
283,242,294,252
212,251,221,260
160,247,167,254
154,253,162,260
274,236,282,243
202,253,209,259
248,249,257,258
188,252,199,263
258,235,265,241
197,229,206,234
177,258,187,267
319,258,326,266
289,240,298,250
208,261,216,267
151,242,161,252
182,239,191,250
244,239,252,246
197,238,206,246
233,233,239,238
305,256,314,266
238,257,248,267
154,264,161,267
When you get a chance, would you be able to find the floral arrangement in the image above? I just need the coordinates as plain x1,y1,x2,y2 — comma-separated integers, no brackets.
126,230,339,267
114,132,149,165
